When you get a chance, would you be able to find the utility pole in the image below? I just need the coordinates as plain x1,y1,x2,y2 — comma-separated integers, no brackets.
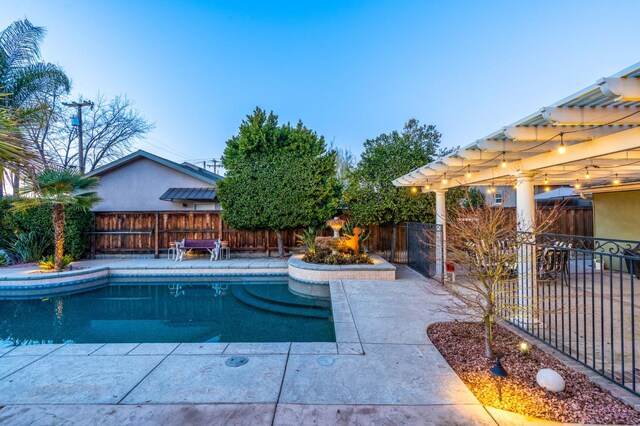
62,100,94,173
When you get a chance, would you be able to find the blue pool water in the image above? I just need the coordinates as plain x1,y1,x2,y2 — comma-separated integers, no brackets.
0,278,335,345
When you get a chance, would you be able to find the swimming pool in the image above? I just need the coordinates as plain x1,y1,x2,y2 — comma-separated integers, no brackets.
0,277,335,345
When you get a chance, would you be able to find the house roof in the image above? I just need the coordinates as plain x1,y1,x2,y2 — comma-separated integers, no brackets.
159,187,217,201
393,62,640,192
534,187,577,200
87,150,223,185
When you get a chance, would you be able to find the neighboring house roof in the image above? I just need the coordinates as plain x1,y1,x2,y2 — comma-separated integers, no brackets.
87,150,223,185
534,187,577,200
160,187,217,201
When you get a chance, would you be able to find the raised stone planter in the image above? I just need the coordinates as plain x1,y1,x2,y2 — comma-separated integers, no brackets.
288,254,396,284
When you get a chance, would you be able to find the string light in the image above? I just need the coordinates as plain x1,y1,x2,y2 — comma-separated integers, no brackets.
441,173,448,185
613,174,620,185
544,186,550,192
585,168,591,180
543,175,548,185
411,186,418,194
558,133,566,154
501,152,507,168
574,180,581,189
466,165,472,179
423,181,431,191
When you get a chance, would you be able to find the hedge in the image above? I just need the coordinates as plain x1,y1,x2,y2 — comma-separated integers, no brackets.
0,197,93,260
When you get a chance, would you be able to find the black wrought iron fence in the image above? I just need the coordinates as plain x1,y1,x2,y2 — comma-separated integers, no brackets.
510,232,640,396
406,222,444,280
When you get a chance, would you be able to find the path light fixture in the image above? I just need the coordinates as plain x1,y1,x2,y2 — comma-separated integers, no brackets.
518,341,530,355
490,356,508,403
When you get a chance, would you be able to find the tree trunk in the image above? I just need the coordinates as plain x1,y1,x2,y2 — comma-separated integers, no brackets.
390,224,397,263
52,204,65,270
484,320,494,359
276,230,284,257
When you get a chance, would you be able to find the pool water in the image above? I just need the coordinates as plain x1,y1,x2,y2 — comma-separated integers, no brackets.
0,278,335,345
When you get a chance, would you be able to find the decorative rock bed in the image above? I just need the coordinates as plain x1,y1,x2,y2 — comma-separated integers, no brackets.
427,321,640,424
287,254,396,284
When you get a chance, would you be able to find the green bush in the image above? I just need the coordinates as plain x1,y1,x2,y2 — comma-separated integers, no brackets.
39,254,73,271
302,247,373,265
8,231,52,263
0,197,93,261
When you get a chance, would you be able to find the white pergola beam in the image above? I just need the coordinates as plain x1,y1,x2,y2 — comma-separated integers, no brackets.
598,77,640,101
412,126,640,189
475,140,554,152
541,106,640,126
503,125,635,142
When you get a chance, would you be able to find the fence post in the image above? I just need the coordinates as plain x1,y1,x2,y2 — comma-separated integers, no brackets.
154,213,159,258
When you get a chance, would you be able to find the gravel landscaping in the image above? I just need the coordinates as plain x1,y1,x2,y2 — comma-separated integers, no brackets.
427,321,640,424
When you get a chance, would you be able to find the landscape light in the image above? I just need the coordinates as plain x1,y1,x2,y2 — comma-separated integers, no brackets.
490,356,508,402
519,341,529,353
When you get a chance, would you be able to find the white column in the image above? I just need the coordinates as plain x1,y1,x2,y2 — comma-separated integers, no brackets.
435,189,447,280
515,173,536,323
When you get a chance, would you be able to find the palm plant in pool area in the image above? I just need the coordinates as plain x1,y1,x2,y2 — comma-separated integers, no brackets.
12,169,100,270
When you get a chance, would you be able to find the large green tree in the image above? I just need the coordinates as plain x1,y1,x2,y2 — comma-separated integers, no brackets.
344,119,462,259
218,108,340,257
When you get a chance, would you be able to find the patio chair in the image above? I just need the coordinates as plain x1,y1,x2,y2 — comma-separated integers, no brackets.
538,242,571,283
622,243,640,279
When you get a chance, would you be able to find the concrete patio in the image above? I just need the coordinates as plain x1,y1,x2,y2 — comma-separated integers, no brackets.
0,265,552,425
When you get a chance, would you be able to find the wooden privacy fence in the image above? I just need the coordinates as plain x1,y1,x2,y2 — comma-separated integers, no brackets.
90,207,593,259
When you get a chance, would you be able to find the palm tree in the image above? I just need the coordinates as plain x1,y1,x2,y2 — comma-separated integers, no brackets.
13,170,100,270
0,19,70,193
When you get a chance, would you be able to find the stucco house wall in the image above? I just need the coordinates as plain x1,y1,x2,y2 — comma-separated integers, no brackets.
593,190,640,242
92,157,219,212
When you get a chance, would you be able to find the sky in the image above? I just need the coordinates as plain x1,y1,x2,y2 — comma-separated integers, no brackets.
2,0,639,168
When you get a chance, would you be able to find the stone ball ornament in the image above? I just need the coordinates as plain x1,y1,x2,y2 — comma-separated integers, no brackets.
536,368,566,392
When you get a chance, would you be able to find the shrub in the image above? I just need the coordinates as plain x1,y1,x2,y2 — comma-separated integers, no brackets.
302,247,373,265
0,197,92,261
39,254,73,271
8,231,52,263
296,227,317,254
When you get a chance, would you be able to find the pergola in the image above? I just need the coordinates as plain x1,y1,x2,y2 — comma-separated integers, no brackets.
393,62,640,277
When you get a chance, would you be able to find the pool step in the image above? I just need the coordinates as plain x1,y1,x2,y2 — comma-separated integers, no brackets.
231,286,330,319
243,285,323,309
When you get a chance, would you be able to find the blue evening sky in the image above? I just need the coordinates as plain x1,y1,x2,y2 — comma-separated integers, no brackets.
2,1,639,166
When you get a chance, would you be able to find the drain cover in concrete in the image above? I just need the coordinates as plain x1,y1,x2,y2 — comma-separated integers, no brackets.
225,356,249,367
317,356,335,366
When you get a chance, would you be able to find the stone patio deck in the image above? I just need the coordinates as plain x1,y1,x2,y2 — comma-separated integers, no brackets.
0,264,553,425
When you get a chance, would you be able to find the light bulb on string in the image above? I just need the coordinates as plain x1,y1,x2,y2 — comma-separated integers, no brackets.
613,174,620,185
585,168,591,180
544,175,548,185
558,133,566,154
466,165,472,179
501,152,507,168
424,181,431,191
574,179,581,189
441,173,448,185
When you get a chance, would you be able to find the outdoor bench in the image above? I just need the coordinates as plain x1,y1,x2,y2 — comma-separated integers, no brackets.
177,239,220,261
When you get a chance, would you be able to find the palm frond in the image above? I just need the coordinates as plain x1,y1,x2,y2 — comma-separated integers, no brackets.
10,62,70,107
0,19,45,76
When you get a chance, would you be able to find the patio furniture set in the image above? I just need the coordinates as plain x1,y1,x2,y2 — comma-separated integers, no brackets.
167,239,230,262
